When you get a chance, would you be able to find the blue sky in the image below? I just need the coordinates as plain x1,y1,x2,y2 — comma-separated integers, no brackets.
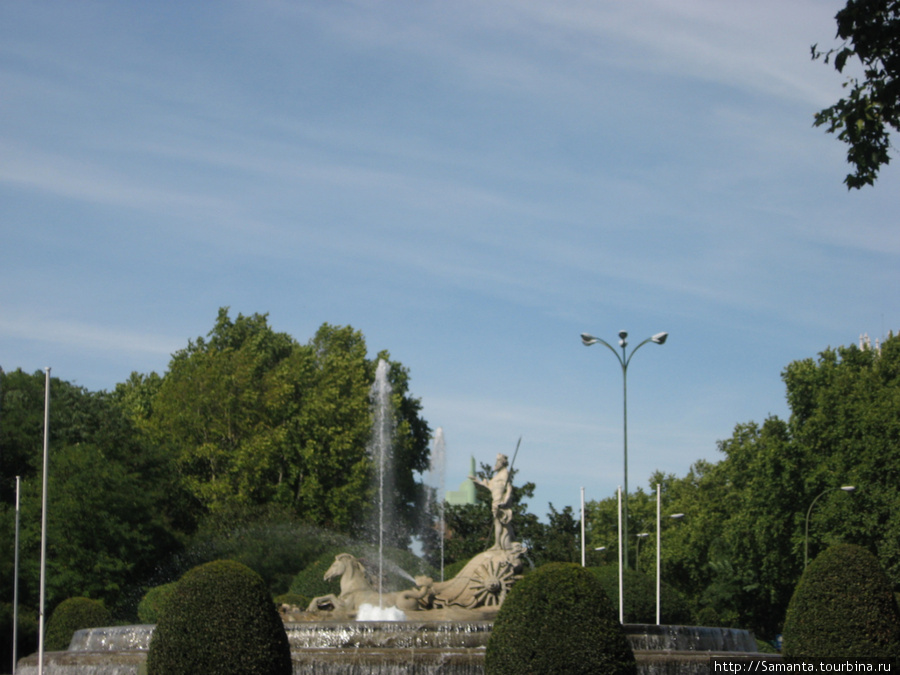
2,0,898,520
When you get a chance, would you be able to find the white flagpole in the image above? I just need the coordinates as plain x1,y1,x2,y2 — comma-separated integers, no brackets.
656,483,661,625
13,476,21,675
580,487,585,567
617,486,623,624
38,367,50,675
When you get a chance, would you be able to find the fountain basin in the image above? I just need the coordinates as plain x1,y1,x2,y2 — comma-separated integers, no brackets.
16,622,778,674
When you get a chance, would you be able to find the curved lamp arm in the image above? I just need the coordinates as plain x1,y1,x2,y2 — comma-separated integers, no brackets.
804,485,856,567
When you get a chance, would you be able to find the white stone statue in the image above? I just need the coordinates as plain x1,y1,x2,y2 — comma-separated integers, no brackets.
470,453,515,551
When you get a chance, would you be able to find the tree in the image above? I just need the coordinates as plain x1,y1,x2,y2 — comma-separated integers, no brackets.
145,309,432,543
146,309,303,515
783,337,900,579
812,0,900,188
0,370,186,615
638,335,900,638
531,504,580,566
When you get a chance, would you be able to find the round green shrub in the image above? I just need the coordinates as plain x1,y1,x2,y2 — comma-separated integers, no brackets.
486,562,637,675
44,597,111,651
137,582,178,623
589,564,693,625
783,544,900,659
147,560,292,675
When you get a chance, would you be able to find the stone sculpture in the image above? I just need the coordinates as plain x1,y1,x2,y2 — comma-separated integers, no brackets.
306,553,431,613
305,453,527,618
469,452,515,551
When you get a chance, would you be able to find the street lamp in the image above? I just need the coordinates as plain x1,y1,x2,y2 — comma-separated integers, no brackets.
581,329,667,569
635,532,650,572
804,485,856,567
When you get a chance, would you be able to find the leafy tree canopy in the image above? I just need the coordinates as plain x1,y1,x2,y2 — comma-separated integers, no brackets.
585,334,900,638
813,0,900,188
0,369,186,615
140,308,432,544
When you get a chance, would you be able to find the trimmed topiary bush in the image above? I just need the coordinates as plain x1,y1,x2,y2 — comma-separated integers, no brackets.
137,582,178,624
486,562,637,675
589,564,693,625
44,597,111,651
783,544,900,659
147,560,292,675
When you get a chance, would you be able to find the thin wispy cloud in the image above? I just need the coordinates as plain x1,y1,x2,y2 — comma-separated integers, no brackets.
0,0,895,515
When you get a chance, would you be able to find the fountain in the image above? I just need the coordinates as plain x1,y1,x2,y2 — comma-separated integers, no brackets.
16,618,776,674
15,371,780,672
370,359,394,605
427,427,447,582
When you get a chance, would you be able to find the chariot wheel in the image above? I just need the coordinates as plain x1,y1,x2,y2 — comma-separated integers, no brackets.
469,559,518,607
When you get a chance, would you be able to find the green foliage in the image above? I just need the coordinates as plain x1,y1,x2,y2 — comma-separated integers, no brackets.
695,605,723,627
44,597,111,651
529,504,580,566
783,544,900,658
581,336,900,639
145,309,432,545
0,313,432,626
147,560,292,675
0,369,186,615
179,504,343,595
486,562,636,675
443,502,493,563
812,0,900,188
137,583,177,624
588,564,692,625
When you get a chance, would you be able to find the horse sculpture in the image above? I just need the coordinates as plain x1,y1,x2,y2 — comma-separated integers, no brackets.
306,553,430,614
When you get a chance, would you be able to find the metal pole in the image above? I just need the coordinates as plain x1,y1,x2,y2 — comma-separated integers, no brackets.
656,483,661,625
38,367,50,675
13,476,21,675
617,486,623,624
582,331,667,570
621,356,629,570
581,487,586,567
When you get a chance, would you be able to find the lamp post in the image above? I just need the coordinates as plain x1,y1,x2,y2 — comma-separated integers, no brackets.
635,532,649,572
804,485,856,567
581,329,667,570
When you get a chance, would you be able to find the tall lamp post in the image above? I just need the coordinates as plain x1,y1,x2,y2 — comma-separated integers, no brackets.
581,330,667,569
804,485,856,567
